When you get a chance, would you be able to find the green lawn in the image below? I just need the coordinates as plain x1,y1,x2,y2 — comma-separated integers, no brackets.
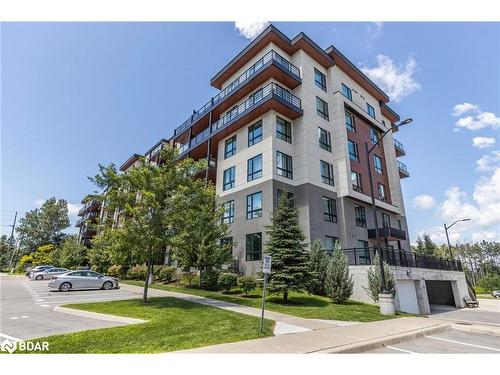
124,280,413,322
28,297,274,354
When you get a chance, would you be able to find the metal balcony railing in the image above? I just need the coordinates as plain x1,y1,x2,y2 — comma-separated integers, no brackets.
78,199,99,216
173,50,301,137
397,160,409,174
75,211,98,227
393,138,404,153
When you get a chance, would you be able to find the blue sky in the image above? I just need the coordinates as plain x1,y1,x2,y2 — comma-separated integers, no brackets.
1,22,499,244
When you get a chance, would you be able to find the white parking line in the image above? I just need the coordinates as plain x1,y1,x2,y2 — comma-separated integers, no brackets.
35,299,45,302
20,316,29,319
0,333,22,342
38,296,136,305
9,317,19,320
425,335,500,352
385,345,417,354
40,304,50,307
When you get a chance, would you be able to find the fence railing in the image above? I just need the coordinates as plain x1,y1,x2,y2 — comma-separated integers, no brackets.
393,138,405,152
397,160,409,174
343,247,463,272
78,199,99,216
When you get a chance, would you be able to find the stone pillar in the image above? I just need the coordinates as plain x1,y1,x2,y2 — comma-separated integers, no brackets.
415,279,431,314
379,293,396,315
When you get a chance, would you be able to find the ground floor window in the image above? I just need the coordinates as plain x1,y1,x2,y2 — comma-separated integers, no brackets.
246,233,262,261
325,236,339,254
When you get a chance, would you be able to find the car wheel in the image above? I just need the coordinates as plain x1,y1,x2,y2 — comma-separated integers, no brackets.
36,275,43,280
59,282,72,292
102,281,113,290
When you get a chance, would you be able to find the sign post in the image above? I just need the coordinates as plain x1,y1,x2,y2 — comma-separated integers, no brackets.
260,255,272,333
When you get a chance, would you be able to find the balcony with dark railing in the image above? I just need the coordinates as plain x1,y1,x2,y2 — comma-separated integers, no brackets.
368,226,407,241
177,82,302,157
173,50,301,139
397,160,409,178
393,138,405,157
343,247,463,272
75,211,98,227
78,199,100,216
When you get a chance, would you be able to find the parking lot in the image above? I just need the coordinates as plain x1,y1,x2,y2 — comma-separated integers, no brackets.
0,274,141,340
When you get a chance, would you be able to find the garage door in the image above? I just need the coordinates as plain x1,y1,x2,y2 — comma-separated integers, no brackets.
396,280,419,314
425,280,455,306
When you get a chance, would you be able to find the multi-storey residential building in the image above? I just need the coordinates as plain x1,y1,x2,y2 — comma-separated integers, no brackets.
76,195,101,247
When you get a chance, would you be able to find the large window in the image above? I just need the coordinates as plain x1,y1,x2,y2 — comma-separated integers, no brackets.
246,233,262,261
345,110,355,132
348,140,359,161
341,83,352,100
314,68,327,91
223,166,235,191
277,190,295,207
373,155,383,174
323,196,337,222
320,160,334,186
247,154,263,181
318,127,332,152
316,96,329,121
248,121,263,147
222,201,234,224
354,205,367,228
277,151,293,179
378,183,386,202
367,103,376,118
382,213,391,228
246,192,262,219
276,116,292,143
325,236,339,254
370,128,379,145
224,136,237,159
351,170,362,192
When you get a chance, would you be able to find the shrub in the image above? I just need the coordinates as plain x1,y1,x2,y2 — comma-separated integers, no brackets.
238,275,258,296
158,266,176,283
107,265,122,278
201,269,219,290
325,243,353,303
477,274,500,293
218,273,238,292
127,265,147,280
364,254,396,302
308,240,329,296
152,265,164,278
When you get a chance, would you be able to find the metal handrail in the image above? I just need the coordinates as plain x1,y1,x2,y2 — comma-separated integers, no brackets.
393,138,404,151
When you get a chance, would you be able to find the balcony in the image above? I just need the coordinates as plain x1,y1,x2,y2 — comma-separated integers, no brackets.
178,82,302,157
368,227,407,241
397,160,410,178
80,224,96,239
78,199,99,216
173,50,301,138
393,138,405,157
75,211,98,227
343,247,463,272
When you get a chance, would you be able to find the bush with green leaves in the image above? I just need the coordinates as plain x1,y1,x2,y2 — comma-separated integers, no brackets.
238,275,258,296
218,272,238,292
364,253,396,302
127,265,147,280
477,274,500,293
158,266,176,282
200,269,219,290
325,243,353,303
308,240,329,296
152,265,164,278
107,265,122,278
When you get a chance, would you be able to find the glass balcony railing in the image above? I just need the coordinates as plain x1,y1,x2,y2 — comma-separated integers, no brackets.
174,50,301,137
178,82,302,155
397,160,409,174
393,138,405,153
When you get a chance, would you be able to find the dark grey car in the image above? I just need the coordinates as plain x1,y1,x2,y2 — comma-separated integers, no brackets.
48,270,119,292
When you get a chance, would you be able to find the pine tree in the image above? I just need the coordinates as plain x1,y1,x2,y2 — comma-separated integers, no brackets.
325,242,354,303
266,192,313,302
308,239,329,295
364,253,396,302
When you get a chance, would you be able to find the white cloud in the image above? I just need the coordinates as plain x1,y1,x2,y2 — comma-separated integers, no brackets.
67,203,82,216
472,231,499,242
453,103,500,131
476,150,500,172
415,226,461,246
451,102,479,117
412,195,436,210
472,136,496,149
234,21,269,39
366,22,383,39
34,199,45,207
360,54,420,102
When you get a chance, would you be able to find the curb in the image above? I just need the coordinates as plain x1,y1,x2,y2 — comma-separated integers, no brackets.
451,323,500,336
313,322,451,353
53,306,147,325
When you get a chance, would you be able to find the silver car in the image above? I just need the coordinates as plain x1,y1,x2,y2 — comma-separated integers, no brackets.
48,270,119,292
27,265,54,277
31,267,69,280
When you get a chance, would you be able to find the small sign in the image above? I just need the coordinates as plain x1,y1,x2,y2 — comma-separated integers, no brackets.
263,255,272,274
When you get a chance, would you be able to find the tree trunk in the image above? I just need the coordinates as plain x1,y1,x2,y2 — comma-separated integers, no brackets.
142,244,153,303
283,289,288,302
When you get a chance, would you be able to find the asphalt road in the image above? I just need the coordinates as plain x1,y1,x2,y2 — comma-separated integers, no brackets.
429,302,500,326
0,274,141,340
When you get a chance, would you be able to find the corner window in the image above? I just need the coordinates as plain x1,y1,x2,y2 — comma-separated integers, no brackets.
277,190,295,207
247,154,263,181
378,183,386,202
382,213,391,228
276,151,293,179
246,233,262,261
367,103,376,119
351,171,362,192
314,68,327,91
222,201,234,224
345,110,355,132
323,196,337,223
246,192,262,219
325,236,339,254
224,135,237,159
354,205,367,228
341,83,352,101
276,116,292,143
348,140,359,162
223,166,235,191
248,121,263,147
316,96,329,121
318,127,332,152
320,160,334,186
373,155,383,174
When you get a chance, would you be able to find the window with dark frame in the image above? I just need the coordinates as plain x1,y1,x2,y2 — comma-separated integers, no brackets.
396,219,402,230
247,154,263,181
316,96,329,121
382,213,391,228
277,189,295,207
223,166,235,191
373,155,383,174
314,68,327,91
351,170,362,192
325,236,339,254
245,233,262,261
276,116,292,143
222,200,234,224
367,103,376,118
370,128,379,145
277,151,293,179
354,205,367,228
341,83,352,100
246,192,262,219
323,196,337,222
348,140,359,161
248,121,263,146
320,160,334,186
378,183,386,201
345,110,355,132
224,135,237,159
318,127,332,152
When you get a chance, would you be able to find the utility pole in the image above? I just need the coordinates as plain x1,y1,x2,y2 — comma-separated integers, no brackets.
7,211,18,268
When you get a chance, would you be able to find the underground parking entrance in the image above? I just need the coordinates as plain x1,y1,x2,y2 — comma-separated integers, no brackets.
425,280,457,309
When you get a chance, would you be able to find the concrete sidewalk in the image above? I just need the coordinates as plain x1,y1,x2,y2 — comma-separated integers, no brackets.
176,317,448,353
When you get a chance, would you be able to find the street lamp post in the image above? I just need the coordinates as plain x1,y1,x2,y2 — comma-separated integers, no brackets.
365,118,412,315
444,218,471,259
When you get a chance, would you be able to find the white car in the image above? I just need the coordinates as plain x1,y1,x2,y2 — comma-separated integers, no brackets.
31,267,69,280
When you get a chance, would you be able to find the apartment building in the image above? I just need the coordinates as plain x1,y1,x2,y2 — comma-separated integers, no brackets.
76,195,101,247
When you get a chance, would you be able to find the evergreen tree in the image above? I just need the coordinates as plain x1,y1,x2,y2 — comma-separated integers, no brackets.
266,192,313,302
308,239,329,295
411,233,438,256
325,242,354,303
364,253,396,302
